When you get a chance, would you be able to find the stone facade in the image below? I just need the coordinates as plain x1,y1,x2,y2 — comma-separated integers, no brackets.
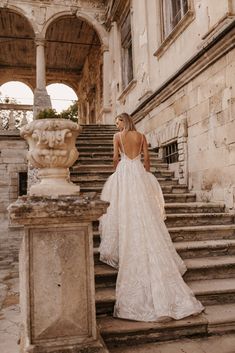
105,0,235,210
0,131,27,259
0,0,235,207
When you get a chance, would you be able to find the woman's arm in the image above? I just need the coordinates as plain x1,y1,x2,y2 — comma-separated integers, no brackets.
143,135,150,172
113,133,120,170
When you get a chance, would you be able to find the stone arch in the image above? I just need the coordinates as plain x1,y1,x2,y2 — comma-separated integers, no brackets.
0,4,37,35
0,78,34,92
46,79,78,95
41,10,109,49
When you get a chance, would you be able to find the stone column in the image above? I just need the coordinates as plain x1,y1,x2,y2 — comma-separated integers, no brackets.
34,38,52,119
8,195,109,353
101,47,112,124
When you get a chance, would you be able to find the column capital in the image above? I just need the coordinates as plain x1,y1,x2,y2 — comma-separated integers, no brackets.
101,45,109,54
34,37,47,47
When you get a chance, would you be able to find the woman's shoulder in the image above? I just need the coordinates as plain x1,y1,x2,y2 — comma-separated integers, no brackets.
113,132,120,138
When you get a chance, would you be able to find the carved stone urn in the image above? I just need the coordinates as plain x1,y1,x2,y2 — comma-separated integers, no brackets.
20,119,81,196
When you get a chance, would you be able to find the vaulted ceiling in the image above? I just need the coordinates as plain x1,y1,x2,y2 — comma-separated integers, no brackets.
0,8,101,89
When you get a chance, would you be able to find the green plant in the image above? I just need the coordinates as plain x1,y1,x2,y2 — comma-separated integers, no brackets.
60,102,78,122
37,108,59,120
36,102,78,122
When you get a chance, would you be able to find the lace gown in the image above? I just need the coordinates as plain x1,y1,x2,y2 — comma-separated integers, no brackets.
99,133,204,322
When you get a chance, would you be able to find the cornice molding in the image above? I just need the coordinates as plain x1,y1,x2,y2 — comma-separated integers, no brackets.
105,0,130,29
132,20,235,124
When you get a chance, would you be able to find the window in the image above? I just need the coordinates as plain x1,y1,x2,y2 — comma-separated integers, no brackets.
163,141,178,164
120,11,133,89
162,0,189,39
19,172,28,196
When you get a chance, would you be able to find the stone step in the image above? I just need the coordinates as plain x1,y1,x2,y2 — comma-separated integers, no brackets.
76,146,158,153
95,278,235,315
93,240,235,265
76,146,114,152
88,192,196,203
73,177,179,187
97,303,235,348
92,213,233,231
162,193,197,202
76,140,114,146
93,224,235,247
164,202,225,214
80,124,116,129
79,134,116,139
95,255,235,288
72,163,170,172
81,124,116,128
77,151,162,159
74,159,165,167
109,333,235,353
79,185,189,194
175,239,235,258
169,224,235,242
165,213,234,227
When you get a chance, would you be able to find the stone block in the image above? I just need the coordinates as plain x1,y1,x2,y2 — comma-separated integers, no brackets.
225,61,235,96
188,87,199,109
173,95,188,116
226,121,235,145
215,108,230,127
188,118,210,138
198,72,226,103
8,195,109,353
207,55,227,76
178,154,185,161
209,92,223,114
1,149,27,159
187,101,210,127
228,143,235,166
28,226,93,342
3,157,26,164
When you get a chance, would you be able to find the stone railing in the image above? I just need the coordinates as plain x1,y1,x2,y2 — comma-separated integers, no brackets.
0,103,33,131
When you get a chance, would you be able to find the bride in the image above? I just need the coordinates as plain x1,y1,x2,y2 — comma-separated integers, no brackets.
99,112,204,322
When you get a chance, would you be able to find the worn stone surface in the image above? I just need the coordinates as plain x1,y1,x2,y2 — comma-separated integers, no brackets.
20,119,81,196
8,195,108,353
110,334,235,353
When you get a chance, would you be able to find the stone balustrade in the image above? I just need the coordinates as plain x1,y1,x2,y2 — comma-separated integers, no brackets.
0,103,33,131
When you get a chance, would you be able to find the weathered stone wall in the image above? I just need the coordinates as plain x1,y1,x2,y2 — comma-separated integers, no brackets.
0,133,27,257
108,0,235,117
136,48,235,210
77,47,103,124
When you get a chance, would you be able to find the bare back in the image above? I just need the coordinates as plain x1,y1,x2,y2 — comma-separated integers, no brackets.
119,131,143,159
113,130,150,171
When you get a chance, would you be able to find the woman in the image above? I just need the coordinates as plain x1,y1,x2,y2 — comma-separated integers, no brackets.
99,113,204,322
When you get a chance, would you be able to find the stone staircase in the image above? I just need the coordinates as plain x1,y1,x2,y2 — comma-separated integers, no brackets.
71,124,235,352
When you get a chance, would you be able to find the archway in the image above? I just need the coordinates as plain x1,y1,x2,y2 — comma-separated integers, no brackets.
45,15,103,124
0,9,35,90
0,81,33,129
46,83,78,113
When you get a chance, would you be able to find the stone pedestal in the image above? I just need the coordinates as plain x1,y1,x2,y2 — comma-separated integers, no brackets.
33,88,52,119
8,195,109,353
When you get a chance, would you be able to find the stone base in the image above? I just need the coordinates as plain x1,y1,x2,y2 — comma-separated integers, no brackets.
24,337,109,353
29,179,80,196
29,168,80,196
8,196,109,353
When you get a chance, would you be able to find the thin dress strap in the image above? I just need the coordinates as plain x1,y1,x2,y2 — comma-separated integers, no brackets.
138,134,144,155
119,132,125,154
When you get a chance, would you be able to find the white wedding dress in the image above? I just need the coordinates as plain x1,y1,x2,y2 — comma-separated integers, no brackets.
99,133,204,322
